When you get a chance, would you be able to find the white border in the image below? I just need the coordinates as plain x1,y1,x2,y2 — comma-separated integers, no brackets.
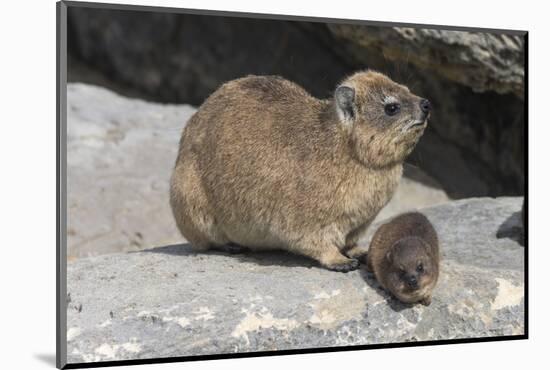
2,0,546,369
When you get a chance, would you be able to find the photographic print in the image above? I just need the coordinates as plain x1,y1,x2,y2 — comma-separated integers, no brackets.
57,1,527,368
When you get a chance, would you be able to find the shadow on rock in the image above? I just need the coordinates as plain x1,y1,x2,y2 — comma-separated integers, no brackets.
358,267,414,312
141,243,196,256
143,243,318,269
496,211,524,246
232,252,318,269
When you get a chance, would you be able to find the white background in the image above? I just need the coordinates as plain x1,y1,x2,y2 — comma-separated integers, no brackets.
0,0,544,368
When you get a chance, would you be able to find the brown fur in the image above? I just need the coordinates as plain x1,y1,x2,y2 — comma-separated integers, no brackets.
170,71,429,272
367,212,439,305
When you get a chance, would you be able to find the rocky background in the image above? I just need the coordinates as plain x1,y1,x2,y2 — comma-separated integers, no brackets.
67,7,526,198
65,6,526,364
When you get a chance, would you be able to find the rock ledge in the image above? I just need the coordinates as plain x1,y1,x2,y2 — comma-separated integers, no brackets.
67,197,524,363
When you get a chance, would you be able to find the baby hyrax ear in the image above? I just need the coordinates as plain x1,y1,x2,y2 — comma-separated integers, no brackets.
385,249,393,264
335,85,355,124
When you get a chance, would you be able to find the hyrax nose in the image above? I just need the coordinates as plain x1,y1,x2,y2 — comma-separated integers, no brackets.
420,99,431,114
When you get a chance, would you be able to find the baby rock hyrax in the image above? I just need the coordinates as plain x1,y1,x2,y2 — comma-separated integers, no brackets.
367,212,439,305
170,71,431,272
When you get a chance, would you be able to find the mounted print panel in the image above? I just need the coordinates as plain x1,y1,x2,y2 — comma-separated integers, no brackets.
57,1,527,368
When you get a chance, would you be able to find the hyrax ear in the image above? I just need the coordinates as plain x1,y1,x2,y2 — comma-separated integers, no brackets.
335,85,355,124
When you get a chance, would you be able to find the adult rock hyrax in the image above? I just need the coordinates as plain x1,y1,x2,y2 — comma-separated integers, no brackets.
366,212,439,305
170,71,431,272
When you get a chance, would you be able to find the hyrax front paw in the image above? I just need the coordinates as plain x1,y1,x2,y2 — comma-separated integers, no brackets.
420,296,432,306
344,245,369,264
326,258,360,273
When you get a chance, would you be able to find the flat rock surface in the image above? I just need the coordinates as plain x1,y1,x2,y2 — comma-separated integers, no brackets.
67,83,192,258
66,197,524,364
67,83,448,259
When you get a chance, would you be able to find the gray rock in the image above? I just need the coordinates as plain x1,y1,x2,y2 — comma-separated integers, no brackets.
328,26,525,97
67,8,350,106
66,197,524,363
67,83,193,258
67,83,449,258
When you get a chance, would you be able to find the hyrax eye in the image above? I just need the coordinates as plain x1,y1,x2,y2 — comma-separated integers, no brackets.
416,264,424,273
384,103,401,116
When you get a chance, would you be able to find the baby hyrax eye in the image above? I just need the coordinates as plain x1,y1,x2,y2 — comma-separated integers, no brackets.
416,263,424,273
384,103,401,116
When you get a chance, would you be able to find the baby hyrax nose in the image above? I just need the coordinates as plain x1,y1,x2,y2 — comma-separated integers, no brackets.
406,275,419,289
420,99,431,115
